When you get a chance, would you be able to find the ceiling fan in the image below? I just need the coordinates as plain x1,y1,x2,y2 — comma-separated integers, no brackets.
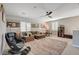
46,11,53,18
39,11,53,18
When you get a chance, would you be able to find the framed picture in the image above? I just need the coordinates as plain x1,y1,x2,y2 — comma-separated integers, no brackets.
7,22,20,28
31,24,39,28
31,24,36,28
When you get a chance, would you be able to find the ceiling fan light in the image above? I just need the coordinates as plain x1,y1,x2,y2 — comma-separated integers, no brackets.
48,16,52,18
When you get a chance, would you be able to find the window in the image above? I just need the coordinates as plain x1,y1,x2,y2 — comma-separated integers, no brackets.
52,22,58,31
20,22,31,32
20,22,26,32
26,23,31,31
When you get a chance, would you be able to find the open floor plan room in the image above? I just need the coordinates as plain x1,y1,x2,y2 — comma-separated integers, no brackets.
0,3,79,55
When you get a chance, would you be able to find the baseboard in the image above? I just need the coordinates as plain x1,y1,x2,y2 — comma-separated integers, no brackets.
72,44,79,48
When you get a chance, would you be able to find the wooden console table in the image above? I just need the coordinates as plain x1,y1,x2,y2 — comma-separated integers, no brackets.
64,34,72,39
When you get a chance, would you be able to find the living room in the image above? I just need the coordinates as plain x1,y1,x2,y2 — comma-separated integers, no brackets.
1,3,79,55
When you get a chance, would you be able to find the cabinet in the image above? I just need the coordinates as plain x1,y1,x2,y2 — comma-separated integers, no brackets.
58,25,65,37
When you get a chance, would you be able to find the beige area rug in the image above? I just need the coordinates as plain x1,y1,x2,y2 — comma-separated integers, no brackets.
3,38,67,55
26,38,67,55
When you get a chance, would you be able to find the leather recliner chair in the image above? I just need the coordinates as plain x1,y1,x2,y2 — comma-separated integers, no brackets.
5,32,31,55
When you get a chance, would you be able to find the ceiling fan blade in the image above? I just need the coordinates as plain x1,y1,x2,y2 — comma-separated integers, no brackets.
48,16,52,18
38,14,47,18
37,11,53,18
46,11,52,15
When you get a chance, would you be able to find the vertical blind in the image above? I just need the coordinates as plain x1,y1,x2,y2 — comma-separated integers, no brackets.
52,22,58,31
20,22,31,32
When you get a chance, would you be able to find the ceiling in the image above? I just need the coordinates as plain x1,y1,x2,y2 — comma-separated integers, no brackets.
3,3,79,23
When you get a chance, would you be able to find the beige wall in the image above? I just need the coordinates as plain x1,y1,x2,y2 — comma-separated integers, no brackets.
6,20,46,33
59,16,79,35
48,16,79,35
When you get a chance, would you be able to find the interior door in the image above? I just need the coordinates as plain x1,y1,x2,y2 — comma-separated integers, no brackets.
0,4,2,54
0,4,6,55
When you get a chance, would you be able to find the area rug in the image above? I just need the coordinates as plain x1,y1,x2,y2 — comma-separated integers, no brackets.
26,38,67,55
3,38,67,55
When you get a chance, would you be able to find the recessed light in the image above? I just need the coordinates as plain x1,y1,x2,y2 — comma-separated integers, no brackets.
21,12,26,15
33,6,37,8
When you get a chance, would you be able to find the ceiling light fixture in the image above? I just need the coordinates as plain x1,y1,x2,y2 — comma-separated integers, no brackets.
21,12,26,15
33,6,37,8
